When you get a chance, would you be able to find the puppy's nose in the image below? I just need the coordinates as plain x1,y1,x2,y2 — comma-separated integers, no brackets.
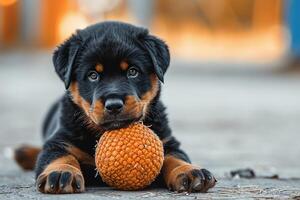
104,98,124,114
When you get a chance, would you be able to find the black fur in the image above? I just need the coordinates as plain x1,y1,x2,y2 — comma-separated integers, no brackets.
36,21,190,188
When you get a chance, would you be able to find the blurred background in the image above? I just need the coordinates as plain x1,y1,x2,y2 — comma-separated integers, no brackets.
0,0,300,180
0,0,296,63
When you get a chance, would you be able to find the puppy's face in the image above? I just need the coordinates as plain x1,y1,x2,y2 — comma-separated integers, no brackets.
69,49,159,130
53,22,170,130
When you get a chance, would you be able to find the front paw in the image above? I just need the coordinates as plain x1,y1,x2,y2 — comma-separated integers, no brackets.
166,165,216,193
36,164,85,194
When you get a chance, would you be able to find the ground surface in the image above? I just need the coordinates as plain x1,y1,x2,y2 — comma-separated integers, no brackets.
0,51,300,199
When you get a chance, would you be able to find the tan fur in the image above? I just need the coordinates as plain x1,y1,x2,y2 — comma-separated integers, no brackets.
69,82,104,126
162,155,196,187
141,74,159,116
124,95,143,118
123,74,159,119
95,64,104,73
14,145,41,170
120,60,129,71
91,100,104,124
41,155,81,175
65,144,95,166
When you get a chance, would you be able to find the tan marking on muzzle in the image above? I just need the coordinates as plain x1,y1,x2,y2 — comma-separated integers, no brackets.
124,95,144,118
140,74,159,115
91,100,104,124
123,74,159,118
69,82,104,125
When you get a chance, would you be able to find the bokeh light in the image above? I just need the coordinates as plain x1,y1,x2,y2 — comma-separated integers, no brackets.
0,0,17,7
59,11,89,41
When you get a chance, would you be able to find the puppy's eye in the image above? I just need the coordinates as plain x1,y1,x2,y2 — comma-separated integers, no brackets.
88,71,99,81
127,67,139,78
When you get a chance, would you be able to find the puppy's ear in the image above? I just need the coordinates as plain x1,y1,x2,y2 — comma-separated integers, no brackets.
140,35,170,83
53,35,81,89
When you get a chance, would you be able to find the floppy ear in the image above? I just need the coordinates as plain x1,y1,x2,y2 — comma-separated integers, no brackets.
52,35,81,89
140,35,170,83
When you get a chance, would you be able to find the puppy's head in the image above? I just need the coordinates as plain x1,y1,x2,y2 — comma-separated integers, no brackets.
53,22,170,130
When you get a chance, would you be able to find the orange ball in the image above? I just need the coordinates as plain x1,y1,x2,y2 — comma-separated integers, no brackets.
95,123,164,190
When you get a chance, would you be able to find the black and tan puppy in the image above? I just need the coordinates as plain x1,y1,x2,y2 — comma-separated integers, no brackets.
15,21,216,194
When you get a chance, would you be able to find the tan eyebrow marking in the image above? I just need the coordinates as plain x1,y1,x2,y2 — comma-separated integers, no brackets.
95,64,103,72
120,60,129,71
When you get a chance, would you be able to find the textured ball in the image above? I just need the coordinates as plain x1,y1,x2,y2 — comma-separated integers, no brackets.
95,123,164,190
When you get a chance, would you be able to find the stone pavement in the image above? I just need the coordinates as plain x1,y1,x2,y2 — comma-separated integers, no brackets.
1,171,300,199
0,51,300,199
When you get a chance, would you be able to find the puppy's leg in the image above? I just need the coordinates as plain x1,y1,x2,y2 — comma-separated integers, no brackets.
35,142,85,194
162,137,216,193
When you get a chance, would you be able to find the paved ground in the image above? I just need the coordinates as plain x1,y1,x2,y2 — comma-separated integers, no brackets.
0,51,300,199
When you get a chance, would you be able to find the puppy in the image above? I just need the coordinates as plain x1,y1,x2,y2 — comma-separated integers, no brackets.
15,21,216,194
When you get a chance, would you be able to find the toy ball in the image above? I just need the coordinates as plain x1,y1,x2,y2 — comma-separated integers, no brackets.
95,123,164,190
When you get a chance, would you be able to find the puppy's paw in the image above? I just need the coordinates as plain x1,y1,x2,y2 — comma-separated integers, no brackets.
36,164,85,194
167,165,216,193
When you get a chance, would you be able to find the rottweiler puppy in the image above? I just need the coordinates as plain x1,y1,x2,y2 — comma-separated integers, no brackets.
15,21,216,194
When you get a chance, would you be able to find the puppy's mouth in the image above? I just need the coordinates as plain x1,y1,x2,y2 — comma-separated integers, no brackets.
100,115,143,131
